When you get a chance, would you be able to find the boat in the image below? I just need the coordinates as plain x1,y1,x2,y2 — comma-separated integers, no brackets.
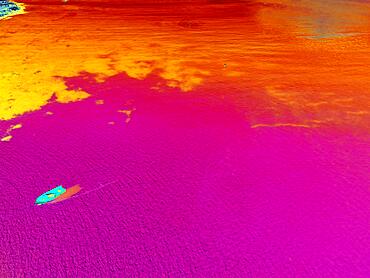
0,0,23,20
35,185,66,205
50,185,81,204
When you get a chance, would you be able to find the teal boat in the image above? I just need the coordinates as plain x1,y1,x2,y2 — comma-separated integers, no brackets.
35,185,66,205
0,0,22,19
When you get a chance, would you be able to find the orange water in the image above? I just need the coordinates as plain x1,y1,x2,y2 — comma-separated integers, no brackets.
0,0,369,131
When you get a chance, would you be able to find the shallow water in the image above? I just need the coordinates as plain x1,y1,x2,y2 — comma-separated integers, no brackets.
0,0,369,276
1,0,370,128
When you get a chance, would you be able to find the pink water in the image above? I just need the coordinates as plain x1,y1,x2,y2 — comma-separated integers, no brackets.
1,0,370,276
0,72,369,276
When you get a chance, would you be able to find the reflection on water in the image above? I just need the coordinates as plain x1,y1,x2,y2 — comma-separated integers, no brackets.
0,0,369,130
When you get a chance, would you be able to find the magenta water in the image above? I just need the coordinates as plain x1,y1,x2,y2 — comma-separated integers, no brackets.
0,73,369,277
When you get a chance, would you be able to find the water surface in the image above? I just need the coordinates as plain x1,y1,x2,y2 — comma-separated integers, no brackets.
0,0,369,276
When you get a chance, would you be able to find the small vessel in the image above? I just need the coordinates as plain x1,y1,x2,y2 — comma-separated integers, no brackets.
0,0,24,20
35,185,66,205
50,185,81,204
